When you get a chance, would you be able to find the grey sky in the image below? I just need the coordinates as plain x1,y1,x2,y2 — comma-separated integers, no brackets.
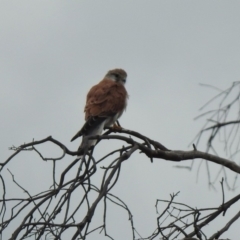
1,1,240,239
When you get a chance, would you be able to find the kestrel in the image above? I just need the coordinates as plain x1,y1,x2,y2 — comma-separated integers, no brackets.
71,68,128,156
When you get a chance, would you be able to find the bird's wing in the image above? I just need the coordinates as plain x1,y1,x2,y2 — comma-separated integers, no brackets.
84,79,128,119
71,79,127,142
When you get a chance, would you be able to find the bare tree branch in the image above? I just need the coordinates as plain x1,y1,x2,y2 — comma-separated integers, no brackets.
1,82,240,239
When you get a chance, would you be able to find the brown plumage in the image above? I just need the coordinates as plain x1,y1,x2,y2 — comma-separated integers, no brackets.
71,69,128,156
85,79,128,120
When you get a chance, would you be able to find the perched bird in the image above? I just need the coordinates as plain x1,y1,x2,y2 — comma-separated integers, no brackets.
71,68,128,157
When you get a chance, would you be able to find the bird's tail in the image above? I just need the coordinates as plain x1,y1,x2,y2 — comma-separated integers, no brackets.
71,116,107,142
75,137,95,160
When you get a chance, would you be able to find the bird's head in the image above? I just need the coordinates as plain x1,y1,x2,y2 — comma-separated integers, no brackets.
105,68,127,85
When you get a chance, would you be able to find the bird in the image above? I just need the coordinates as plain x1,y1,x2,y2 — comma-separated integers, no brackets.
71,68,128,158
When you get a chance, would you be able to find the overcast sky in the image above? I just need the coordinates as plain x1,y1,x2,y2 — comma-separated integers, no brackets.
1,1,240,239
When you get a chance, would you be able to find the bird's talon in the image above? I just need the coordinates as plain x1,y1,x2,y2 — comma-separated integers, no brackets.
111,124,122,131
